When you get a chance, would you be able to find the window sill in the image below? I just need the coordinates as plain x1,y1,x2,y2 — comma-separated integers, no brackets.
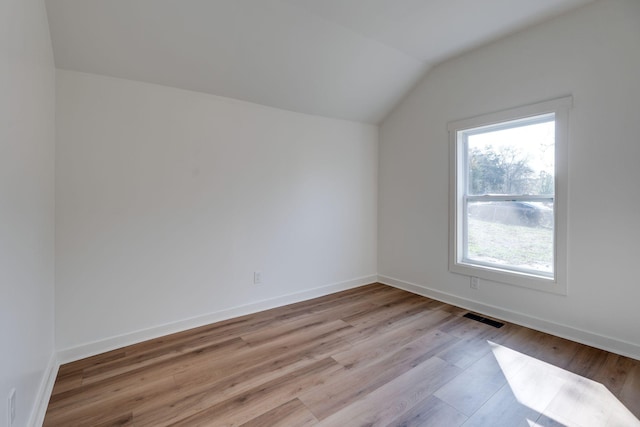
450,261,567,295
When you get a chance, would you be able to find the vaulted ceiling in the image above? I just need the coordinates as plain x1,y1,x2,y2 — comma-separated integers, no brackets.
46,0,593,123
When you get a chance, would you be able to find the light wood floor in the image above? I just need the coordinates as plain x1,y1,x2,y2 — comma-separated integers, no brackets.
44,283,640,426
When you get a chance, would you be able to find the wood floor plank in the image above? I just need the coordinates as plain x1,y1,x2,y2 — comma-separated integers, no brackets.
316,356,461,427
239,399,318,427
620,363,640,418
564,343,610,378
495,326,580,371
164,358,342,427
592,351,638,396
133,354,324,426
389,395,467,427
240,311,346,346
264,297,378,330
49,372,82,397
433,362,504,416
57,349,128,373
342,294,434,329
462,384,540,427
130,323,355,424
172,319,354,390
92,412,134,427
271,284,399,317
524,334,581,370
43,376,176,426
332,304,452,358
298,330,459,420
48,337,247,409
333,325,453,373
341,304,456,351
43,283,640,426
435,334,497,369
439,314,504,341
81,333,251,385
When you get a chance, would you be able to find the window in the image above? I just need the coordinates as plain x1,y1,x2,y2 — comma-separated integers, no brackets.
449,97,571,294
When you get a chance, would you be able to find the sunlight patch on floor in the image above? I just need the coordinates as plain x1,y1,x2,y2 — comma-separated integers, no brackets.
490,341,640,427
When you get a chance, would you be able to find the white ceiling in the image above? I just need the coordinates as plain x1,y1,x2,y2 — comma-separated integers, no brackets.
46,0,592,123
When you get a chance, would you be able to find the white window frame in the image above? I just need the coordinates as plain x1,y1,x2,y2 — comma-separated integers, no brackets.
448,96,571,295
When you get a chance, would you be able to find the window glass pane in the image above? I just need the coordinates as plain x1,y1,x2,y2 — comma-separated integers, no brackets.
466,201,554,274
466,119,555,196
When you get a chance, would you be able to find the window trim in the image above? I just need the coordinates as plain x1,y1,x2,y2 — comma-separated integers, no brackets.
448,96,572,295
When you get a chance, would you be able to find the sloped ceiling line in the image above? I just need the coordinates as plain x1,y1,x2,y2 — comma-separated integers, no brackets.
46,0,593,123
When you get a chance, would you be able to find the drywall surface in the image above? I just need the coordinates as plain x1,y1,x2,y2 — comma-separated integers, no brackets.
379,0,640,356
55,70,378,351
0,0,56,425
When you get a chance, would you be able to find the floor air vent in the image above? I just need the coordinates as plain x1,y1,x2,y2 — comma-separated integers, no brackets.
463,312,504,328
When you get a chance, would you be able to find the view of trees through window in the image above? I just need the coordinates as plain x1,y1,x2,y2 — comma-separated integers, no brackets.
469,145,554,196
467,118,555,196
464,117,555,275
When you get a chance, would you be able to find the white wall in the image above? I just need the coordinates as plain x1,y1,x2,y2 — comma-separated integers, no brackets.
55,70,378,353
0,0,56,425
379,0,640,358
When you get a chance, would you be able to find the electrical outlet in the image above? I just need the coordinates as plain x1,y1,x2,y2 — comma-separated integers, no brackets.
253,271,262,285
471,277,480,290
8,388,15,426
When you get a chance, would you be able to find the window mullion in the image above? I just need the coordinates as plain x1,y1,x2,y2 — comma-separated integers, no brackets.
466,195,554,202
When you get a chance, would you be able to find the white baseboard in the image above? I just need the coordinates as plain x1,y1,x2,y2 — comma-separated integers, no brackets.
57,275,378,364
28,352,59,427
378,274,640,361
